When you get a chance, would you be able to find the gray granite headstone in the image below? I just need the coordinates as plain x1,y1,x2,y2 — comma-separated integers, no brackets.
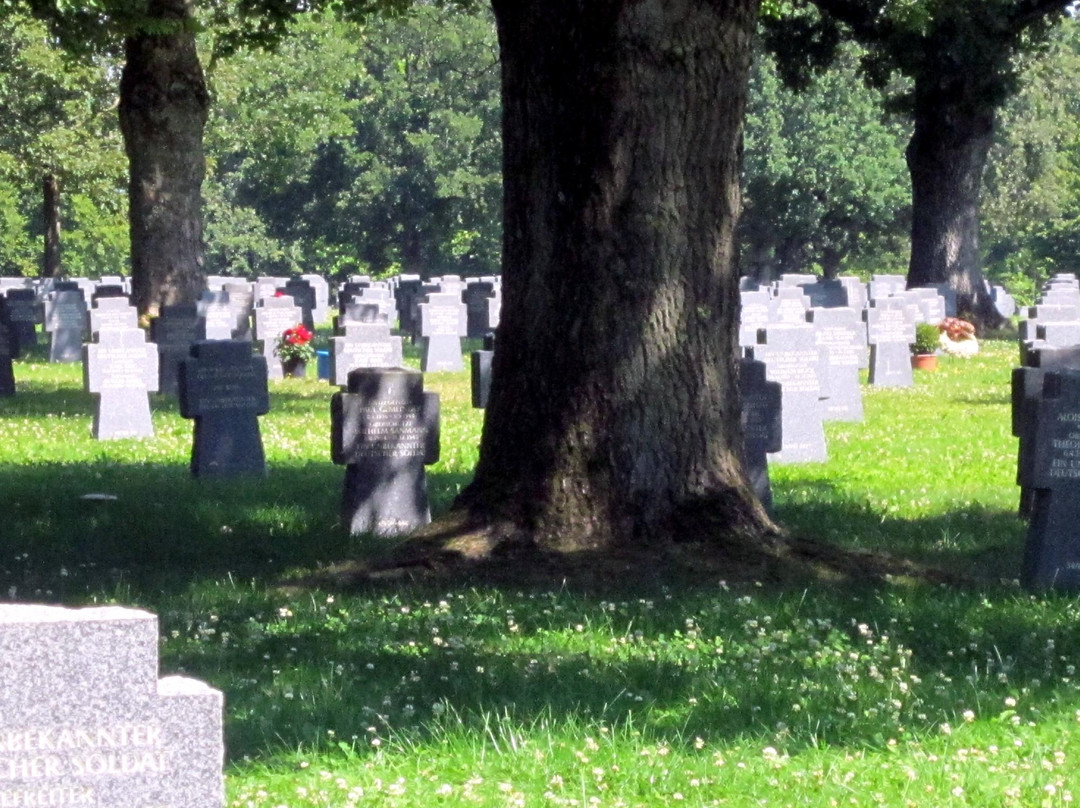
808,308,864,422
83,329,159,440
197,291,234,341
253,297,302,381
178,341,269,476
0,604,223,808
90,297,138,337
738,291,771,348
329,320,404,386
739,357,782,512
419,293,468,372
222,282,255,341
747,324,827,464
864,300,915,388
331,368,440,535
44,291,88,363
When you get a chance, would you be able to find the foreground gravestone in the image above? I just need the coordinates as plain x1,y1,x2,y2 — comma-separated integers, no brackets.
0,604,223,808
83,329,159,439
739,357,782,513
1022,370,1080,590
179,341,270,476
331,368,440,535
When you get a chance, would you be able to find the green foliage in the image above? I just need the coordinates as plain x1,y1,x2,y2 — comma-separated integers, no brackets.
741,41,911,277
0,12,128,277
911,321,940,354
203,5,501,279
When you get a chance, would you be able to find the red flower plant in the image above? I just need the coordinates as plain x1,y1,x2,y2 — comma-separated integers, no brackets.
275,324,316,363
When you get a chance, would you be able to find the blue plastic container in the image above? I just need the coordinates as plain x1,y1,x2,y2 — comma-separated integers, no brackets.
316,349,330,381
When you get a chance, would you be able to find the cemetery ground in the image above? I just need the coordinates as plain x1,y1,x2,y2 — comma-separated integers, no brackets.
2,337,1080,806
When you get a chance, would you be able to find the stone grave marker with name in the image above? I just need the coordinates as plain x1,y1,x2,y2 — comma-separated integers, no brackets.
5,288,41,351
279,279,316,331
394,276,424,337
331,367,440,535
150,305,200,396
330,307,404,385
300,274,330,324
253,297,302,380
197,291,234,340
83,328,159,439
222,282,254,341
464,281,497,338
738,290,771,348
1022,370,1080,590
864,299,915,388
746,324,827,463
739,356,782,512
45,290,88,363
768,287,810,325
419,293,468,372
0,604,223,808
90,297,138,336
808,307,864,422
178,341,269,476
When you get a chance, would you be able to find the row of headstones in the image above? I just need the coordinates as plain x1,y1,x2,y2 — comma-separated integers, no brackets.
1018,274,1080,357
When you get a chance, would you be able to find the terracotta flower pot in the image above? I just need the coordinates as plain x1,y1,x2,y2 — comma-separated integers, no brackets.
911,353,938,371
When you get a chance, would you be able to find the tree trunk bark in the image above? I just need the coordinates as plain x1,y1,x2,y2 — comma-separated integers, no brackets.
42,173,61,278
118,0,209,318
457,0,773,553
905,72,1004,331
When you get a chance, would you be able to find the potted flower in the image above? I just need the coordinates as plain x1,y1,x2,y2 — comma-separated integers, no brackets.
939,316,979,358
910,321,941,371
275,324,315,377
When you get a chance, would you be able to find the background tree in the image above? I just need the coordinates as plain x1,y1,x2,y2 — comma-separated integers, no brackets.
0,12,127,278
764,0,1072,329
741,40,910,280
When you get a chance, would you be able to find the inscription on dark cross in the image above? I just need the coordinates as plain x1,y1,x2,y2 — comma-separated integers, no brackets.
179,341,270,476
331,368,440,535
1023,370,1080,590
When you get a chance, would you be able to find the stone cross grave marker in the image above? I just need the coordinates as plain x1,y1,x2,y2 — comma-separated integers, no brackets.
746,324,827,463
197,291,234,341
253,297,301,381
280,279,316,331
178,341,269,476
330,307,403,386
5,288,41,351
90,297,138,337
464,281,496,338
83,328,159,440
300,274,330,324
1022,370,1080,590
808,307,864,422
419,293,467,372
739,356,782,512
0,298,19,396
44,290,88,363
223,282,254,341
150,305,200,396
0,604,223,808
331,368,440,535
864,299,916,388
738,290,771,348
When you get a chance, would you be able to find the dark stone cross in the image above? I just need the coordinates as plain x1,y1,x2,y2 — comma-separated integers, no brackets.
331,368,440,535
5,289,41,351
1022,370,1080,590
150,304,200,396
739,357,782,513
178,341,270,477
83,328,159,439
279,279,316,331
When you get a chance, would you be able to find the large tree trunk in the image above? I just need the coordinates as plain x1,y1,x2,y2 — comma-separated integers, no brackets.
906,72,1004,331
118,0,208,318
42,173,60,278
456,0,773,553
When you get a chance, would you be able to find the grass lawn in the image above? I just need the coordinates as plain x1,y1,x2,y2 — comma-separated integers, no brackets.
2,335,1079,807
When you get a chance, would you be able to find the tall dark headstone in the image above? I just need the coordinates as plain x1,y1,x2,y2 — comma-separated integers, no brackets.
279,279,316,331
739,357,782,512
1023,370,1080,590
83,329,159,439
464,281,497,338
178,341,269,476
0,298,19,396
470,333,496,409
331,368,440,535
5,288,41,351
